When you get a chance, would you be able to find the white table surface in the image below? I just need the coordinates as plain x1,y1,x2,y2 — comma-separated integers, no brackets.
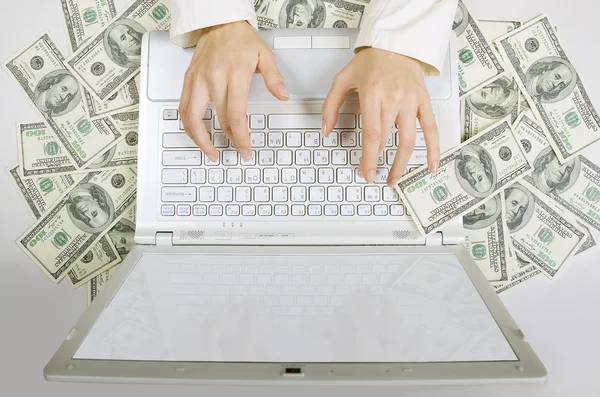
1,1,599,396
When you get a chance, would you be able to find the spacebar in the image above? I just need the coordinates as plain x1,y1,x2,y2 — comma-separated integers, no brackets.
268,114,356,130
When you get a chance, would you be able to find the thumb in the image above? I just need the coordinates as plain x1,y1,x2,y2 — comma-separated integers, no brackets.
322,73,350,135
257,50,289,101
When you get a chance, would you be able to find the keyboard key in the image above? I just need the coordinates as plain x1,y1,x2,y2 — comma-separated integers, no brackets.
291,186,306,202
161,204,175,216
365,186,380,202
217,186,233,202
300,168,315,184
341,204,355,216
416,132,426,147
358,205,372,216
387,149,396,165
259,205,272,216
277,150,293,166
214,115,222,130
337,168,353,184
305,131,320,147
207,169,223,184
291,205,306,216
374,168,389,184
295,150,311,165
269,113,355,129
350,150,361,165
332,150,348,165
324,204,338,216
313,150,329,165
250,114,266,129
162,187,196,203
346,186,362,202
162,151,201,166
258,150,274,166
268,132,284,147
190,168,206,184
318,168,334,184
250,132,265,148
163,109,178,120
222,150,238,166
286,131,302,147
322,131,339,147
281,168,297,183
409,150,427,165
162,133,196,148
383,186,399,202
193,204,207,216
235,186,251,202
212,132,229,148
226,204,240,216
254,186,270,202
308,204,322,216
309,186,325,202
245,168,261,184
273,187,288,202
390,204,404,216
341,132,357,147
227,169,242,184
240,151,256,166
177,205,191,216
162,168,188,184
355,169,367,184
205,153,220,166
203,109,212,120
374,204,388,216
275,205,288,216
209,205,223,216
358,114,362,128
386,134,394,147
199,187,215,202
263,168,279,184
242,204,256,216
327,186,343,202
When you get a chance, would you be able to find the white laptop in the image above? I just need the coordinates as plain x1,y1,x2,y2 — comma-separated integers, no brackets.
43,29,546,385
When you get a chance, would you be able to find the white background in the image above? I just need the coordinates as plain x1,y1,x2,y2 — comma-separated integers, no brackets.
1,1,599,396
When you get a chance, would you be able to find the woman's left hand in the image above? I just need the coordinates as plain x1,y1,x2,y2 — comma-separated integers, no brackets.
322,48,440,187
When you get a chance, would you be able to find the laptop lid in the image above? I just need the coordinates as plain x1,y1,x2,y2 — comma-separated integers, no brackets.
44,246,546,385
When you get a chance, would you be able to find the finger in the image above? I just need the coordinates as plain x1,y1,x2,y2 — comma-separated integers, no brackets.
208,75,230,136
418,94,440,174
183,77,218,161
358,90,382,184
380,101,397,152
257,50,289,101
387,110,417,187
322,72,351,136
227,73,252,160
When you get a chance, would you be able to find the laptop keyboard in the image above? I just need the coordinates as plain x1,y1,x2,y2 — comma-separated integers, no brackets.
159,107,432,219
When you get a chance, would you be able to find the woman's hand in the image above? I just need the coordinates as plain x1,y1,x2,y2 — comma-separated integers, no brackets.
322,48,440,187
179,21,289,162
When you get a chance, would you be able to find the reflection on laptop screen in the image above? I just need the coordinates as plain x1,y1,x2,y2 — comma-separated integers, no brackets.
74,253,517,363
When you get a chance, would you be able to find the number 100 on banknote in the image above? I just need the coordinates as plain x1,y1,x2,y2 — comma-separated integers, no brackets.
396,120,531,237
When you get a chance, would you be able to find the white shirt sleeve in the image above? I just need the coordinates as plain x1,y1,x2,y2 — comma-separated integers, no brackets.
169,0,257,47
355,0,458,75
169,0,458,75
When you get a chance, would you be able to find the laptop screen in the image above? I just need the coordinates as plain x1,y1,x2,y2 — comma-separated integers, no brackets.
73,252,518,363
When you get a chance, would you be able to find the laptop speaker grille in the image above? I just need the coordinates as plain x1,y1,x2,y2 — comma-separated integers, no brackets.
392,230,420,240
180,230,205,241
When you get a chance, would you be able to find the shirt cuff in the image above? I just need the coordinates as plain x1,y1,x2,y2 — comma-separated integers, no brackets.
169,0,258,48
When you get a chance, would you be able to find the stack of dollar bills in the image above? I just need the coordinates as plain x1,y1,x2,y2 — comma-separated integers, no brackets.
2,0,598,305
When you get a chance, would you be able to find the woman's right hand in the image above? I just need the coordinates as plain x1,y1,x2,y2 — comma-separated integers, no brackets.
179,21,289,162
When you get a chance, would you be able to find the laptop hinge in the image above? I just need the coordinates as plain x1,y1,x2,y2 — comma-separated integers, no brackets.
155,232,173,246
425,232,443,246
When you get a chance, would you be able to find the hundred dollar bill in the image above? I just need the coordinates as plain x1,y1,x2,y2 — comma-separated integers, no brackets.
255,0,365,30
512,113,550,165
17,122,78,179
461,74,519,140
478,18,521,58
88,264,120,305
65,0,171,102
575,222,597,256
85,75,139,120
7,164,82,219
68,202,135,288
496,15,600,162
452,1,506,97
68,235,121,288
502,180,588,280
462,194,511,282
86,111,139,170
491,250,541,294
17,168,137,283
396,120,531,237
61,0,117,52
3,33,122,169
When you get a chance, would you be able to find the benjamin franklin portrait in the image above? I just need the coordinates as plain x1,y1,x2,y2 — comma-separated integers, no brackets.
108,218,135,257
467,76,519,119
463,195,502,230
66,183,115,233
504,184,535,233
531,146,580,195
103,19,146,68
452,1,469,37
455,145,497,198
33,70,81,117
279,0,326,29
525,57,578,103
88,146,117,169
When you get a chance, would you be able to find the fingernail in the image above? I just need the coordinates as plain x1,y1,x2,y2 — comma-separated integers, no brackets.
278,84,289,99
430,160,439,174
209,152,218,163
322,119,327,135
240,148,252,161
367,170,376,183
358,168,364,178
387,178,400,188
